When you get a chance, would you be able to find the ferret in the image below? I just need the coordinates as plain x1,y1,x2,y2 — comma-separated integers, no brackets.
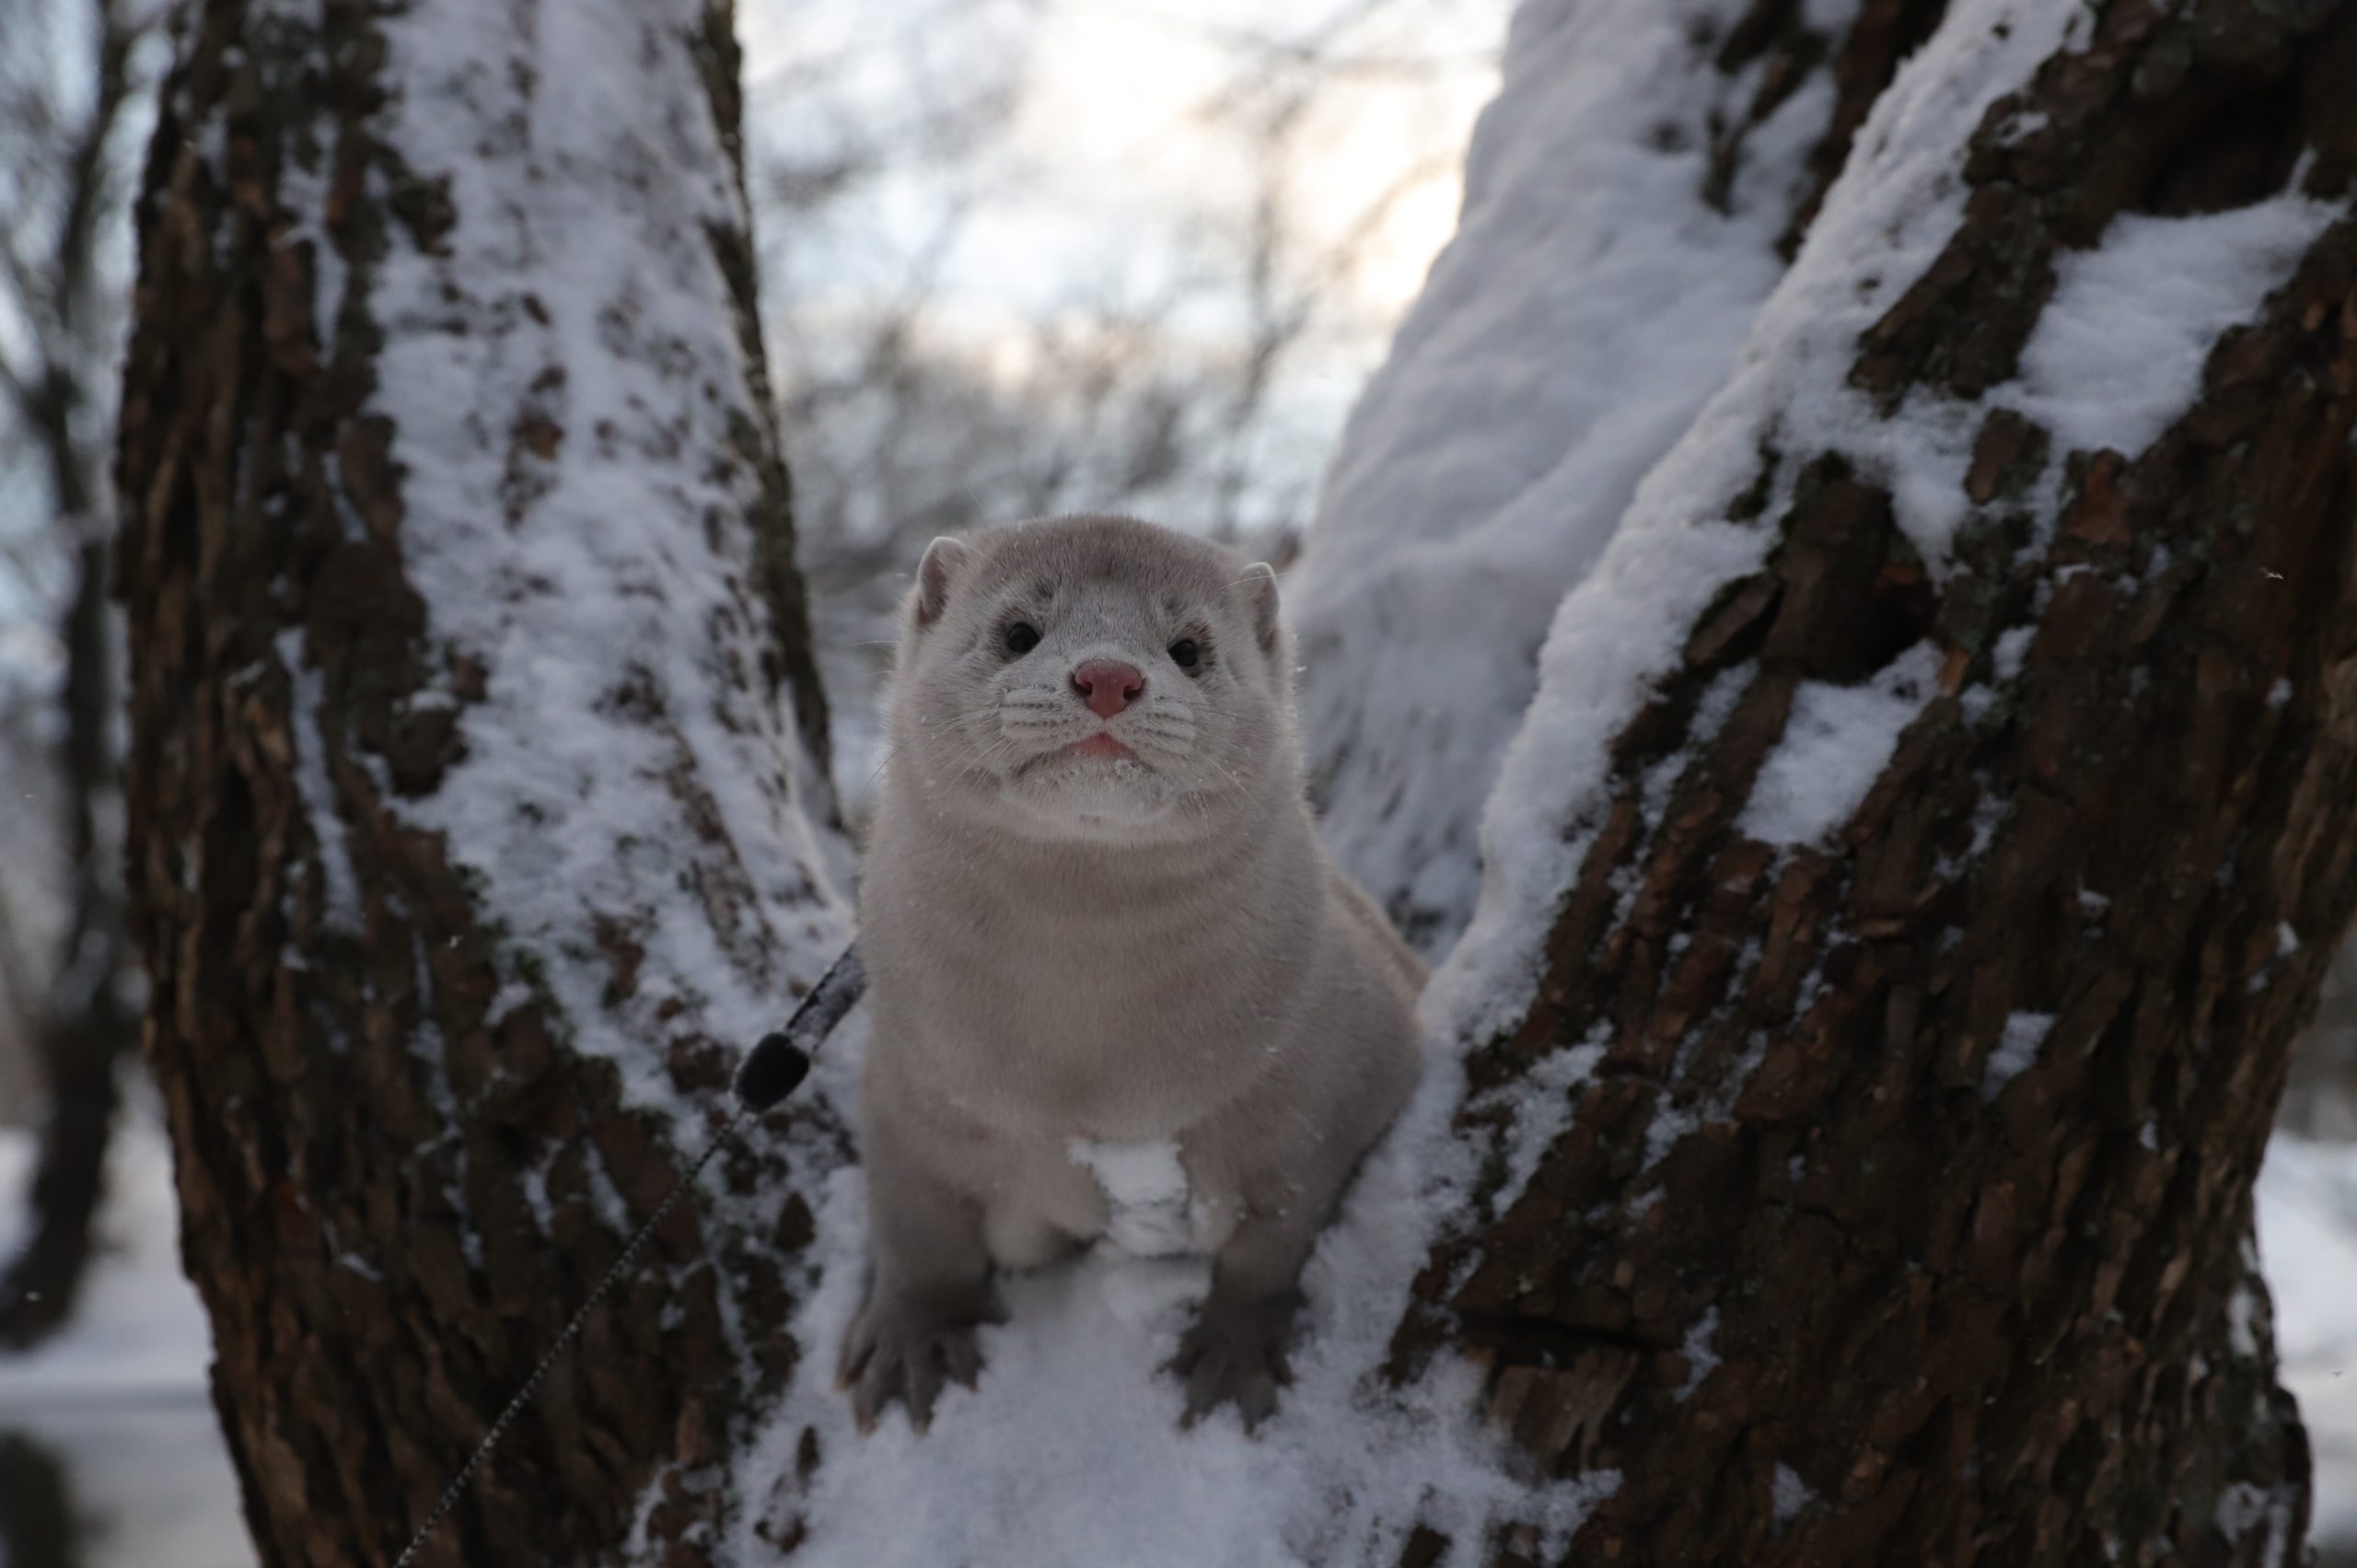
842,513,1423,1431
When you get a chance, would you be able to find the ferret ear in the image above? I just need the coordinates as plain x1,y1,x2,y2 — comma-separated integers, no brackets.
1239,561,1282,658
912,536,972,630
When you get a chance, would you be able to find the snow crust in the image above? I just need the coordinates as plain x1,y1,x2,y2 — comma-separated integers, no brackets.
1287,0,1842,950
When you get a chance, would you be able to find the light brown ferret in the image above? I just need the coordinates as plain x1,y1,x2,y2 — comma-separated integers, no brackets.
843,514,1422,1431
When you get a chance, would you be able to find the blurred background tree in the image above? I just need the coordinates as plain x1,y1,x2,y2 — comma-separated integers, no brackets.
0,0,161,1350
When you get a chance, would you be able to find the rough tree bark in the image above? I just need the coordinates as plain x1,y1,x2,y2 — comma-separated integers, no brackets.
1391,1,2357,1563
116,2,846,1564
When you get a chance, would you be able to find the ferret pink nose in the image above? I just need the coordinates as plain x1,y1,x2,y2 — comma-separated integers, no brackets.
1072,658,1144,718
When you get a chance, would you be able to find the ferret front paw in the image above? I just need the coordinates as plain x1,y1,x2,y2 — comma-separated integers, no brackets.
1167,1291,1298,1431
838,1295,992,1433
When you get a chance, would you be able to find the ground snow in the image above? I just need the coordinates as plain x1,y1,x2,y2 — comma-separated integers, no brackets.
2258,1137,2357,1545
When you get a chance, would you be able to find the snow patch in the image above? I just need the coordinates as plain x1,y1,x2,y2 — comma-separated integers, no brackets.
1485,1027,1608,1208
1068,1139,1198,1259
1771,1461,1815,1524
1738,642,1941,848
2014,193,2342,461
1981,1010,2054,1100
742,1005,1621,1566
1678,1307,1720,1398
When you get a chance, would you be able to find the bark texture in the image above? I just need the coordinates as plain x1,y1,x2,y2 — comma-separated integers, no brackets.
115,2,844,1564
1399,3,2357,1564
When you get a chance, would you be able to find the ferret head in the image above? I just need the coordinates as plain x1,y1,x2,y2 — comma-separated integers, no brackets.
887,514,1294,842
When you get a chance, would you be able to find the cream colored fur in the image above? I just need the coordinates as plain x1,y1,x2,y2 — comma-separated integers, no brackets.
844,513,1422,1431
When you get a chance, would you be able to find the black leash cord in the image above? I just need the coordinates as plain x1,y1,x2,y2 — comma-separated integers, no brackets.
389,945,865,1568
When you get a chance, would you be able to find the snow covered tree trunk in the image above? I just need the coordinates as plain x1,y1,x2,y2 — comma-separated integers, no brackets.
114,3,849,1564
1289,0,1946,953
1381,0,2357,1562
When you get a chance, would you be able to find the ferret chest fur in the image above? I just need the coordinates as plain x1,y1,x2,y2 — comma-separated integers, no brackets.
863,773,1322,1143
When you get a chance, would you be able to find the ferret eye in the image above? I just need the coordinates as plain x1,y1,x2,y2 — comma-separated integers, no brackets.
1003,621,1040,656
1168,638,1201,671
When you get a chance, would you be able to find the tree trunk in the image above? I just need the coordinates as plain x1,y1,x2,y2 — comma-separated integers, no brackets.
0,1434,83,1568
0,517,131,1350
114,2,848,1564
1387,0,2357,1563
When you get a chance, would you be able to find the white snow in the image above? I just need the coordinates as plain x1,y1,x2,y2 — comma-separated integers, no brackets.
1482,1025,1609,1209
1067,1138,1200,1259
1771,1460,1815,1523
1287,0,1848,950
1981,1010,2054,1099
274,627,359,935
1678,1307,1721,1398
1738,642,1942,848
2014,193,2342,462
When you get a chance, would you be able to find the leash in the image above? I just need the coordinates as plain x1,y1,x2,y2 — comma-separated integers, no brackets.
390,945,866,1568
